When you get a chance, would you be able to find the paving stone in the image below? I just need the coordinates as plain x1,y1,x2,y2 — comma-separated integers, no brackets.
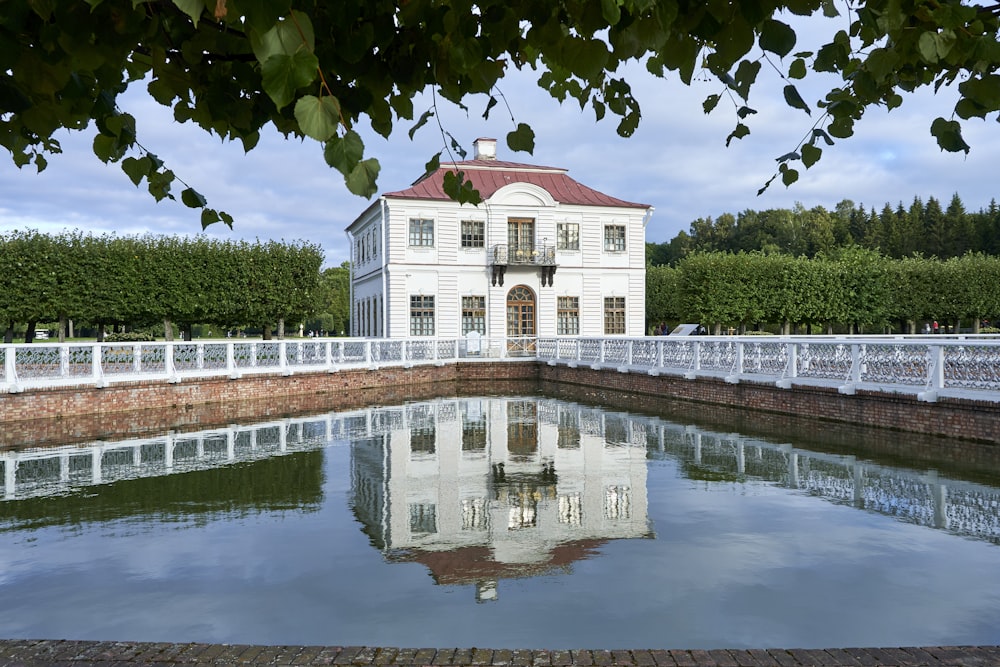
549,650,573,666
451,648,473,665
372,648,400,665
334,647,369,665
629,649,657,667
432,649,456,665
590,650,614,666
4,641,1000,666
492,649,514,666
744,649,782,666
666,651,696,667
705,649,740,667
389,648,416,664
470,648,494,665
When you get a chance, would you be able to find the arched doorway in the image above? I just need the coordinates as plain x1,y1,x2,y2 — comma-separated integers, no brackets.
506,285,536,355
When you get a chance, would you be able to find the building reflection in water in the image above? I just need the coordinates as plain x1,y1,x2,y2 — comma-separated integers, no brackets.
3,395,1000,595
350,398,652,602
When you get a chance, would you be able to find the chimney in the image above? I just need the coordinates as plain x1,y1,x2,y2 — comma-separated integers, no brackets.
473,137,497,161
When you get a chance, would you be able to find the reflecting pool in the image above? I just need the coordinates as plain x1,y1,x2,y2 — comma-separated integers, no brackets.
3,395,1000,650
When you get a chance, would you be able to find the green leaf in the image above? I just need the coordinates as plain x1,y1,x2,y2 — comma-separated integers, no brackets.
801,143,822,168
200,208,221,229
482,96,498,120
506,123,535,153
323,129,365,176
726,123,750,146
422,152,442,179
409,109,434,140
250,10,315,63
443,170,482,206
171,0,205,26
295,94,341,141
788,58,807,79
760,19,796,57
783,84,811,115
732,60,761,101
918,32,939,63
601,0,621,25
260,50,319,110
344,158,381,198
181,187,207,208
122,155,150,186
737,105,757,119
779,163,799,186
238,0,291,34
930,117,970,154
703,94,721,113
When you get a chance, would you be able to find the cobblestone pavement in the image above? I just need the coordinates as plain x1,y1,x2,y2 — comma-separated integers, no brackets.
2,641,1000,667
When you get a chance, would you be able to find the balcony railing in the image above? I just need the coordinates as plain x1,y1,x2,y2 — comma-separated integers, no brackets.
491,244,556,266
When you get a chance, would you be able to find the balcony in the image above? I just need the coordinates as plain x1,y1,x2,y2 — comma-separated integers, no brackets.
489,244,557,287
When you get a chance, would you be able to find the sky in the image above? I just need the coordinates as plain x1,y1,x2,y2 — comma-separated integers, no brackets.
2,18,999,268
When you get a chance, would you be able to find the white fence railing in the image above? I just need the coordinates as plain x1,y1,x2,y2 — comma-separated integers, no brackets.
2,335,999,403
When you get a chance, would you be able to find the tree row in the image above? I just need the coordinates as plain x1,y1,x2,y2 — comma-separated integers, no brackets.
0,232,323,342
647,249,1000,335
648,194,1000,265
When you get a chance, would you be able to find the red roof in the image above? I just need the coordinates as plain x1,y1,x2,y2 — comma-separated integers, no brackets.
383,159,650,209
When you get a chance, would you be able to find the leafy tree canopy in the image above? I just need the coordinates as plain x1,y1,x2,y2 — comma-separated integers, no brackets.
3,0,1000,225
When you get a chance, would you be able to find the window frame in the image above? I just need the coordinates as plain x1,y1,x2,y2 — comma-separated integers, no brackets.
408,218,435,247
557,296,580,336
603,224,626,253
461,295,486,335
557,222,580,251
409,295,435,336
603,296,626,335
460,219,486,248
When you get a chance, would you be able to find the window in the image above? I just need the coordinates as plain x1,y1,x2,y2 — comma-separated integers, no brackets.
557,223,580,250
604,297,626,335
604,224,626,252
461,220,485,248
557,296,579,335
408,218,434,246
462,414,486,451
461,296,486,335
508,218,535,256
410,295,435,336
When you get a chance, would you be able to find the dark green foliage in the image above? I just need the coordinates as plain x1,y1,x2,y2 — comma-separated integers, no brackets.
647,194,1000,265
0,232,323,341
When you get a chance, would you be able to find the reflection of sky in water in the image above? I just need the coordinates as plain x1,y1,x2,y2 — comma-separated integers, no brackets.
1,397,1000,650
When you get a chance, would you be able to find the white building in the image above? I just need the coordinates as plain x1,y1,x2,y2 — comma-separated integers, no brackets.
346,138,653,341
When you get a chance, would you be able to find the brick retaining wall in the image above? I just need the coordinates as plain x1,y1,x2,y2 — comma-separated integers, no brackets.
2,361,998,448
536,365,1000,445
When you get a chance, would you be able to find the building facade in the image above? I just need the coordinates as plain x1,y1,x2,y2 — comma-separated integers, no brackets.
346,138,653,340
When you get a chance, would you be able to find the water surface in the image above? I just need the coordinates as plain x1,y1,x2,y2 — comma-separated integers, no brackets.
2,396,1000,649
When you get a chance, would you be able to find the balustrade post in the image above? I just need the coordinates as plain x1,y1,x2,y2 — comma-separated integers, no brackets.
224,342,233,377
925,344,945,397
196,343,205,370
165,342,178,382
279,341,289,375
851,344,863,383
133,343,142,375
92,344,104,387
600,339,607,364
4,346,19,392
776,341,798,388
60,344,70,378
626,340,633,366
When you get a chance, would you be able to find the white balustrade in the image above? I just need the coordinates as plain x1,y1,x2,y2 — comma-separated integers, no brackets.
2,335,1000,403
